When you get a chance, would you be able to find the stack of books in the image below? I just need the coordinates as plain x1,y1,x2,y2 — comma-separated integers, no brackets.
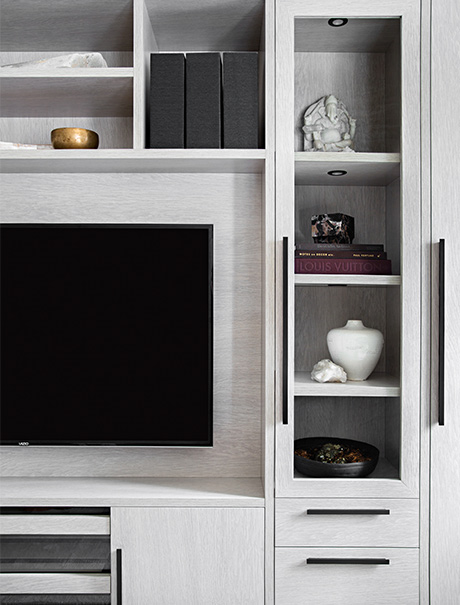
295,244,392,275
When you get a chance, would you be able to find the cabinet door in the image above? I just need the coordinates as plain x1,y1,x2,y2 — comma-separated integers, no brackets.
430,0,460,601
111,507,264,605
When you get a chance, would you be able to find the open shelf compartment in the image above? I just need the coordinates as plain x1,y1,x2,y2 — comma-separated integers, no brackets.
294,395,401,482
139,0,266,149
294,17,401,154
0,1,134,148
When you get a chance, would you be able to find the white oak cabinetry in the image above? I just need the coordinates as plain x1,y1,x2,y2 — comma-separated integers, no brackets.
427,0,460,602
1,0,458,602
111,507,265,604
0,0,274,602
274,0,422,602
0,508,111,599
0,478,266,603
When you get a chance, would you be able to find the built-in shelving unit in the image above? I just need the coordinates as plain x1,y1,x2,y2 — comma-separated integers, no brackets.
275,0,421,507
1,0,275,599
0,0,274,491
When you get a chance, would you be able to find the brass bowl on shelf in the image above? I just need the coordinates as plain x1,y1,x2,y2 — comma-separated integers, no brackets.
51,127,99,149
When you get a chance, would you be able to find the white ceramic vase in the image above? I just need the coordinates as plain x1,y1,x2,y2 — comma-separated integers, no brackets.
326,320,384,381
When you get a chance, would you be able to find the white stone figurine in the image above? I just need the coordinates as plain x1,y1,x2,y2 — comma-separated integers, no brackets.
302,94,356,152
311,359,347,383
1,53,108,70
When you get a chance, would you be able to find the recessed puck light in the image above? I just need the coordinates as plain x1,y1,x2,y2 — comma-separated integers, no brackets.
327,170,348,177
328,18,348,27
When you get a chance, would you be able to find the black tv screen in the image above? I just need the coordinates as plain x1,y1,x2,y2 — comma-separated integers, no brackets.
0,224,213,446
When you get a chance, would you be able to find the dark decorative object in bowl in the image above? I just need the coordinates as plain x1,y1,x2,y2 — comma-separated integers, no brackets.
294,437,379,478
311,213,355,244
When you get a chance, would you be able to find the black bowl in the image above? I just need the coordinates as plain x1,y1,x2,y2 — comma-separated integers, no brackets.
294,437,379,478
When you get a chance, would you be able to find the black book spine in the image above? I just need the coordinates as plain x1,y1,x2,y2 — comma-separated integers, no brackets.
149,53,185,148
222,52,259,149
186,53,221,149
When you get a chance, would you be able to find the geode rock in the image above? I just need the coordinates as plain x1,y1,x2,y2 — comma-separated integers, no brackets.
311,359,347,383
1,53,108,70
311,213,355,244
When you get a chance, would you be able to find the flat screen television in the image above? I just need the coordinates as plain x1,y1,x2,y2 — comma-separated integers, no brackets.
0,224,213,446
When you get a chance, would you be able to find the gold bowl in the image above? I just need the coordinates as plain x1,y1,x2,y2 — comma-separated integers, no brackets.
51,127,99,149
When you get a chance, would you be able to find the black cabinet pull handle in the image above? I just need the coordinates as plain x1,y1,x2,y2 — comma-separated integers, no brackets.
282,236,289,425
439,238,445,426
117,548,122,604
306,509,390,515
307,558,390,565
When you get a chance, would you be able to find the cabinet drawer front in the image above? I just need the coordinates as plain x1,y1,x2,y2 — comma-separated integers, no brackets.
0,515,110,535
276,498,419,547
0,573,111,594
275,547,419,605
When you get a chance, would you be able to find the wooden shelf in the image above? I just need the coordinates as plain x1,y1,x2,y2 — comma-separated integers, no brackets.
294,372,400,397
295,274,401,287
0,69,133,78
0,477,265,507
0,149,266,173
295,152,400,186
0,71,133,117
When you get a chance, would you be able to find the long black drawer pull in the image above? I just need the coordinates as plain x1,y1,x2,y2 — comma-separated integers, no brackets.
306,509,390,515
439,238,445,426
117,548,122,604
307,558,390,565
282,236,289,425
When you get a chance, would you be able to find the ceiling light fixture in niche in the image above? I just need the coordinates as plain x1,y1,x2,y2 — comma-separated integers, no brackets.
327,170,348,177
328,18,348,27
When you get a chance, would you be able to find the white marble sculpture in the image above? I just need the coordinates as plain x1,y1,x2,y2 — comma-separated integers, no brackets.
302,94,356,152
1,53,108,70
311,359,347,383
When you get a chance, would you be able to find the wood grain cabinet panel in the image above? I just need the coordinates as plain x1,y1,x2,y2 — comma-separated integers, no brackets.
0,514,110,535
111,507,265,605
276,498,419,547
275,547,419,605
429,0,460,602
0,573,110,594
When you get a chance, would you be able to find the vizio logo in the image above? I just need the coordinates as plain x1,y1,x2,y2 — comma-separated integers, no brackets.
18,442,30,446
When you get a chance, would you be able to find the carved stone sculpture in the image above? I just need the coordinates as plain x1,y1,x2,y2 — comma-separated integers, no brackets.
1,53,108,70
302,94,356,152
311,359,347,383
